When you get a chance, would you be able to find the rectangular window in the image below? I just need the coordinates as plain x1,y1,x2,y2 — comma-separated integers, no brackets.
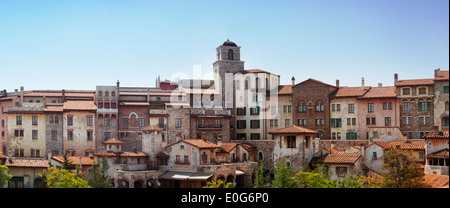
236,133,247,140
348,104,355,113
332,132,336,140
403,117,412,125
250,107,260,115
288,105,292,112
1,119,4,127
104,117,111,127
388,102,393,110
286,136,296,148
418,102,431,112
404,102,411,112
270,119,274,126
383,102,387,110
32,116,38,125
283,105,287,113
250,133,260,140
14,130,24,137
274,119,278,126
250,120,260,129
16,116,22,125
237,107,246,115
402,88,411,95
337,132,341,140
285,119,290,127
184,155,189,164
32,130,38,140
52,131,57,140
418,87,427,95
87,131,93,141
332,104,335,112
55,116,59,123
444,86,449,94
352,118,356,126
366,117,371,125
336,167,348,177
336,104,340,111
385,117,391,126
175,118,181,128
67,116,73,126
368,103,374,112
49,116,54,124
87,117,93,126
371,117,376,125
139,118,145,128
122,118,128,127
67,131,73,140
331,118,342,128
104,132,110,141
406,132,413,139
237,120,246,129
198,119,205,128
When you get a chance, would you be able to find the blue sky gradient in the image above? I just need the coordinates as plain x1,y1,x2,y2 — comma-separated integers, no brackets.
0,0,448,91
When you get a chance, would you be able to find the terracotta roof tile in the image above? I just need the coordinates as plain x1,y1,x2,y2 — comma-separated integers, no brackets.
0,154,7,159
6,158,50,168
294,78,336,88
375,140,425,150
318,152,361,164
103,138,124,144
45,105,64,112
427,148,449,158
52,156,96,166
183,139,220,149
395,78,434,86
361,86,396,98
218,143,238,153
63,101,97,111
332,87,371,97
95,152,147,157
423,174,449,188
423,130,449,139
268,125,319,134
434,70,449,81
278,85,292,95
140,125,163,132
119,102,150,106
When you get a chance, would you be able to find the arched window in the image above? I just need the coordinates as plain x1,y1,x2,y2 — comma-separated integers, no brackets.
105,91,109,97
98,91,103,97
245,78,249,90
445,101,449,111
111,91,116,97
266,78,269,90
255,77,260,90
228,49,234,60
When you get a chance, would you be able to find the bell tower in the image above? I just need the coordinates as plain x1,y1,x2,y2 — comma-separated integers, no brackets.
213,39,245,109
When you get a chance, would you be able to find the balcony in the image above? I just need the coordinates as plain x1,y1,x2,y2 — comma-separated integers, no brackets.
197,124,223,129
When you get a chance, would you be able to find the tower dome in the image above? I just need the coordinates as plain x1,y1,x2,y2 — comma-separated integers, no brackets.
222,39,237,47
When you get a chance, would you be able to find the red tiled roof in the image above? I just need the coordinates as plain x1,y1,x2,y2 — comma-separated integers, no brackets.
332,87,371,97
278,85,292,95
218,143,238,153
103,138,124,145
140,125,164,132
423,174,449,188
23,92,95,98
294,78,336,88
268,125,319,134
119,102,150,106
427,148,449,158
0,154,7,159
63,101,97,111
45,105,64,112
168,139,220,149
6,158,50,168
374,140,425,150
361,86,396,98
240,142,257,150
318,152,361,164
434,70,449,81
95,151,148,157
395,78,434,86
52,156,97,166
423,130,449,139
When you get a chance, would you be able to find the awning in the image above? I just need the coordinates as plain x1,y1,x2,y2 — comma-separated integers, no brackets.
235,170,245,175
189,173,213,180
159,171,213,181
159,171,195,180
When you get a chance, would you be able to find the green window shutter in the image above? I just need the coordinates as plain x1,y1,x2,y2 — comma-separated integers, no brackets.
419,152,424,159
354,132,358,140
331,119,335,127
444,86,449,93
427,102,431,111
338,119,342,127
418,102,422,112
346,132,349,140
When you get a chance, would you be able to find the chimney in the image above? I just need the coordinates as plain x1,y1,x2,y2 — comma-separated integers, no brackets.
394,73,398,84
217,137,222,146
434,125,440,135
133,147,137,153
20,86,24,106
434,68,441,77
378,83,383,87
202,134,207,142
361,77,365,90
62,89,66,102
291,76,295,86
336,79,340,88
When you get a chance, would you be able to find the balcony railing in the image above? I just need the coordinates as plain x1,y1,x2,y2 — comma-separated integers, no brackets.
198,124,223,129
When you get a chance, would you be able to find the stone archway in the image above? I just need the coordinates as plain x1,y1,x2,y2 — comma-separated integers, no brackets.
134,180,144,188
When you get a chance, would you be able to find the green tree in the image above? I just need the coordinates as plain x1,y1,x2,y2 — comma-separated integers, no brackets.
254,163,269,188
203,179,233,188
40,167,91,188
380,148,430,188
86,157,113,188
292,165,369,188
61,151,73,170
271,159,295,188
0,152,12,187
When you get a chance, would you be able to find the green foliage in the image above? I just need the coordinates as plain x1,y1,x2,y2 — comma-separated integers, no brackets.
40,167,91,188
271,159,295,188
292,166,368,188
85,157,113,188
380,149,430,188
0,151,12,187
254,163,269,188
61,151,73,170
203,179,233,188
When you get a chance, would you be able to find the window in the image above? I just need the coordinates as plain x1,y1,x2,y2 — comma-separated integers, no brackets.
16,116,22,125
403,117,412,125
250,133,260,140
253,94,258,102
402,88,411,96
104,132,110,141
418,102,431,112
336,167,347,177
122,118,128,127
32,130,38,140
52,100,56,103
175,118,181,128
67,116,73,126
404,102,411,112
444,117,449,127
198,119,205,128
371,117,376,125
104,116,111,127
418,87,427,95
331,118,342,128
29,100,33,103
332,104,335,112
283,105,287,112
14,130,24,137
87,131,93,141
184,155,189,164
298,104,306,112
250,120,260,129
336,104,341,111
1,119,4,127
87,117,93,126
406,132,413,139
250,107,260,115
385,117,391,126
285,119,291,127
373,131,378,138
444,86,449,94
274,119,278,126
175,155,181,163
348,104,355,113
111,91,116,97
366,117,371,125
237,107,246,115
49,116,54,123
286,136,296,148
368,103,374,112
228,49,234,60
346,132,357,140
419,132,429,139
419,116,430,125
55,116,59,123
139,118,145,128
288,105,292,112
180,144,185,150
237,120,246,129
372,152,378,160
236,133,247,140
67,131,73,140
52,131,57,140
31,116,38,125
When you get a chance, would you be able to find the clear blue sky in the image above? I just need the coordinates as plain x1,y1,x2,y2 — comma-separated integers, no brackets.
0,0,448,91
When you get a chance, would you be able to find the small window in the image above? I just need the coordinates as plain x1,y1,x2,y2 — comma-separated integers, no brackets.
418,87,427,95
32,116,38,125
228,49,234,60
444,86,449,94
402,88,411,96
180,144,185,150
